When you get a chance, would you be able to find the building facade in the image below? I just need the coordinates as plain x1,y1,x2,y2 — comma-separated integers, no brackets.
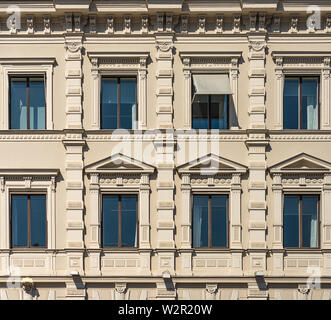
0,0,330,300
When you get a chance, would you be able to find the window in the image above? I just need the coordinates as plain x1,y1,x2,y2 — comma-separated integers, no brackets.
11,194,47,248
283,77,319,130
101,77,137,129
283,195,319,248
191,74,230,130
10,76,46,130
102,195,138,247
192,195,228,248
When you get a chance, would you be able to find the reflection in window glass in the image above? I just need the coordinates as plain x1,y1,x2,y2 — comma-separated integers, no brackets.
101,78,137,129
11,194,46,247
10,77,45,130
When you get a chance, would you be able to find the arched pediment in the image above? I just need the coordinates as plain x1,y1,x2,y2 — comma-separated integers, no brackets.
85,153,155,174
269,153,331,174
177,153,247,175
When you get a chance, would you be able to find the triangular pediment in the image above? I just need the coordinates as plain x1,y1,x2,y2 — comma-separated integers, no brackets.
177,153,247,175
85,153,154,174
269,153,331,174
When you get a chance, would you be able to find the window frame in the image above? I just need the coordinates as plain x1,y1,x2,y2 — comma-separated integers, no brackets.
9,75,47,130
283,194,320,249
100,76,138,130
101,193,139,249
283,75,320,130
191,193,229,249
191,87,230,130
10,192,48,249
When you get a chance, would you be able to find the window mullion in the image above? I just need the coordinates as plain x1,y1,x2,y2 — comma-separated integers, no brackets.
28,195,31,248
27,77,30,130
117,78,121,129
118,195,122,248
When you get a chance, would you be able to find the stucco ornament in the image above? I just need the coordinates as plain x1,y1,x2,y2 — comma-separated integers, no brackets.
21,277,34,292
249,41,266,52
298,285,310,295
156,41,173,52
65,42,82,53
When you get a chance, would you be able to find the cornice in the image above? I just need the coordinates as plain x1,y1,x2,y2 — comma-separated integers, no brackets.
0,169,60,177
0,57,56,65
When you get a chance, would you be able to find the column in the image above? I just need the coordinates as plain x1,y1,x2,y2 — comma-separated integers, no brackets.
63,35,85,276
247,34,268,275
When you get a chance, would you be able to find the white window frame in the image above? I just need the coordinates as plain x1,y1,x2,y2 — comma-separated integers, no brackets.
272,52,331,130
87,52,149,130
270,153,331,276
178,153,246,276
0,169,59,250
85,153,154,275
0,58,55,130
179,52,241,130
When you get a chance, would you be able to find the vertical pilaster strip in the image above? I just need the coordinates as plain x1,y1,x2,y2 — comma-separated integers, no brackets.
91,58,100,129
155,35,174,129
139,174,152,275
64,35,85,278
230,58,239,129
247,35,268,275
155,133,176,276
274,58,284,130
138,57,148,130
271,173,284,276
183,57,191,130
322,58,331,129
180,173,192,275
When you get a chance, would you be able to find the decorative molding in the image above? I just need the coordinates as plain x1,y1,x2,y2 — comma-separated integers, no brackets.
216,15,223,33
124,15,131,34
87,52,149,130
181,15,188,33
0,58,55,130
107,15,114,34
198,16,205,34
179,51,241,129
289,16,298,33
27,16,34,34
43,15,51,34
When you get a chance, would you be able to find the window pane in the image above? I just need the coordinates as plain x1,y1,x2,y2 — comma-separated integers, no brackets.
30,195,46,247
211,195,228,247
302,196,318,248
283,78,299,129
120,78,136,129
11,195,28,247
210,95,228,129
10,78,27,129
29,78,46,130
193,196,209,247
102,196,119,247
121,196,137,247
283,196,300,247
192,95,208,129
302,79,318,130
101,78,118,129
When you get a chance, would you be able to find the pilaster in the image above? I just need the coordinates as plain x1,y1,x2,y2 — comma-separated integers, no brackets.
247,33,268,275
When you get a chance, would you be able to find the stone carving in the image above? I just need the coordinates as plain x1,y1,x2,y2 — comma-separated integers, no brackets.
107,15,114,34
124,15,131,34
249,41,266,52
205,284,218,300
115,283,127,300
65,13,72,32
44,15,51,34
157,13,164,32
259,13,265,31
166,13,172,32
27,16,34,34
21,278,38,300
273,15,280,32
89,15,96,33
74,14,81,32
181,15,188,33
326,16,331,33
216,15,223,33
250,13,257,31
290,16,298,33
156,41,173,52
65,42,82,53
198,16,205,34
141,15,148,34
233,15,241,33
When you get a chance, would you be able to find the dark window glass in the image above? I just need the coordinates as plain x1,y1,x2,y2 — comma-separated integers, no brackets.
10,77,46,130
283,196,300,247
283,77,319,130
101,77,137,129
283,195,319,248
102,195,137,247
193,195,228,248
11,194,46,248
192,94,229,130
